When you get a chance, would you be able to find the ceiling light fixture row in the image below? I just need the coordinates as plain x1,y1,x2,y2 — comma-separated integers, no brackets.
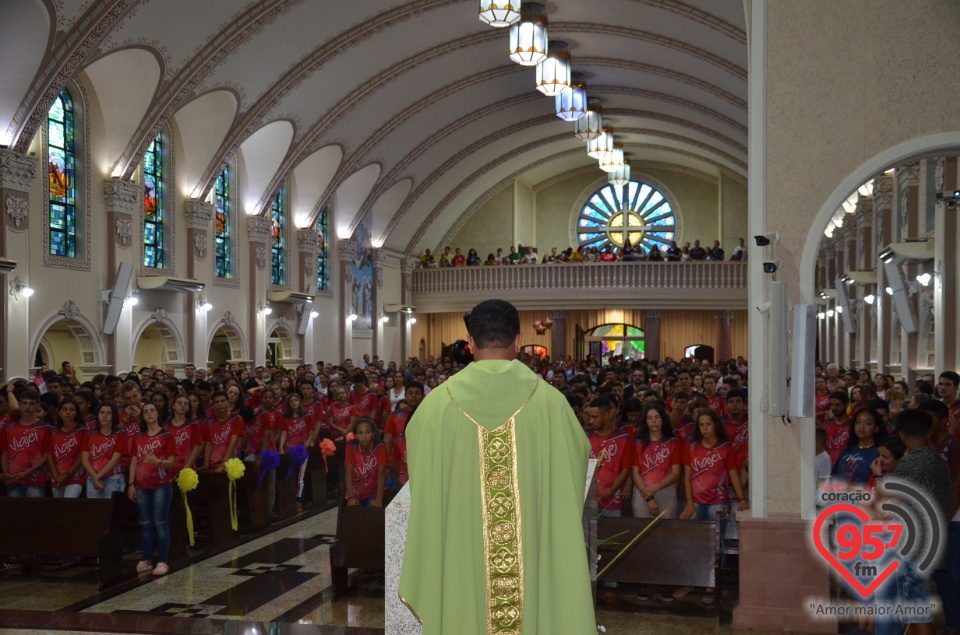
479,1,623,179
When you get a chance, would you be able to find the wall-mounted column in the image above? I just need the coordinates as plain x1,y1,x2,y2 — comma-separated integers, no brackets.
873,174,894,374
839,221,857,368
339,238,358,362
400,257,416,362
822,239,836,364
373,249,388,358
896,163,920,380
642,310,661,361
103,177,141,373
935,157,958,376
549,310,568,360
0,148,38,380
855,195,874,368
296,227,319,360
716,310,733,362
247,216,272,366
184,200,214,366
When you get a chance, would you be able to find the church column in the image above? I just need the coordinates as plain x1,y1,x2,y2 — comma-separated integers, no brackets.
549,311,567,361
183,200,214,367
873,174,894,374
373,249,388,358
642,310,661,361
855,195,874,369
896,163,920,382
400,257,416,362
0,148,38,380
339,238,357,362
716,310,733,362
103,177,141,373
839,221,856,368
935,157,958,376
822,239,836,364
297,227,319,360
246,216,272,367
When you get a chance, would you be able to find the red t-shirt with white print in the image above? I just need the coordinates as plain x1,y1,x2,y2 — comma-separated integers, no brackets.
4,421,52,487
587,429,634,512
130,429,176,489
683,439,742,506
634,436,682,486
205,414,244,470
81,429,126,477
345,439,388,500
50,426,88,486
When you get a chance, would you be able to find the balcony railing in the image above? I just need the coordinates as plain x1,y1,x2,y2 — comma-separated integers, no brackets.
410,262,749,312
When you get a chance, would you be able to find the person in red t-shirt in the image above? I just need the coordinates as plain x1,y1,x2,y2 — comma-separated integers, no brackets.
344,417,388,507
81,402,127,498
386,382,424,485
721,388,749,484
119,381,145,475
165,394,203,478
450,247,467,267
824,391,851,468
584,395,634,517
631,402,682,519
328,387,357,441
814,376,832,426
298,381,327,442
278,392,313,508
350,374,379,420
245,389,276,458
127,403,177,577
49,398,87,498
680,408,748,520
1,389,51,497
203,391,244,472
703,376,727,418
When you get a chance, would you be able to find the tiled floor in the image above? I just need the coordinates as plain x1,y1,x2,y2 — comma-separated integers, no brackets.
0,506,833,634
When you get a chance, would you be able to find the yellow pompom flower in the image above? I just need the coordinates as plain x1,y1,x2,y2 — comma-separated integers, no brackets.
177,467,199,492
224,457,245,481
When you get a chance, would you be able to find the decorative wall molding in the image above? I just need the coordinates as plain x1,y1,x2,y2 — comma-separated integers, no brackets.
58,300,82,321
222,311,237,326
152,307,168,322
896,162,920,189
255,245,266,270
297,227,319,252
5,195,28,230
246,216,272,243
183,199,215,230
194,232,208,259
936,157,946,194
338,238,358,260
103,178,140,216
115,217,133,246
0,149,39,192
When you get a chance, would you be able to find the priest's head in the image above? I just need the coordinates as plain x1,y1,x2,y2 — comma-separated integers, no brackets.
466,299,522,360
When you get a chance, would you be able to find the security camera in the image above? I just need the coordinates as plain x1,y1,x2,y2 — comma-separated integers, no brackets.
755,233,780,247
763,261,780,274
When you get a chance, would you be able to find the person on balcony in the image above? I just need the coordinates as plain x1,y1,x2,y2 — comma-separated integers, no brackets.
450,248,466,267
419,249,437,268
466,248,481,266
689,240,707,260
666,240,682,261
709,240,725,261
483,253,496,266
507,246,522,265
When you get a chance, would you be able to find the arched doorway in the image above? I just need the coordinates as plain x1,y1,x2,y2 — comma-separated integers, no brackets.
31,302,106,382
133,319,185,371
266,319,298,369
582,323,644,365
684,344,715,364
207,316,246,371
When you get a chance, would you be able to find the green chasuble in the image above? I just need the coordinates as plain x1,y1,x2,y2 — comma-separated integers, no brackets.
399,359,595,634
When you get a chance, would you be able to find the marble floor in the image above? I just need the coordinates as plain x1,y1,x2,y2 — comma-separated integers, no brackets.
0,506,831,634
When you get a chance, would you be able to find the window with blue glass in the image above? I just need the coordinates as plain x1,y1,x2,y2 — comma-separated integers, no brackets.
270,189,285,285
214,165,231,278
48,90,76,258
143,133,164,268
577,181,676,253
316,205,329,291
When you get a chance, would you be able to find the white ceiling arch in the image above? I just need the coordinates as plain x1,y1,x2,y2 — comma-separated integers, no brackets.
237,119,295,215
333,163,381,239
290,144,343,227
170,89,239,199
0,0,50,146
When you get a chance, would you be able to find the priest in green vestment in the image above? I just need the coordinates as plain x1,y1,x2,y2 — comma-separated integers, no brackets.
399,299,596,634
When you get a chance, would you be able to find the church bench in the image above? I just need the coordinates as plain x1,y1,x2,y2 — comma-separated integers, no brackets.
597,516,723,622
194,470,239,547
329,488,401,600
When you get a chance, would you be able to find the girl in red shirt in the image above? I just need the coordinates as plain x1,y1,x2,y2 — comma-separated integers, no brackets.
164,395,202,478
327,388,356,441
278,393,312,506
127,403,176,576
631,402,682,519
344,417,387,507
81,402,126,498
49,398,87,498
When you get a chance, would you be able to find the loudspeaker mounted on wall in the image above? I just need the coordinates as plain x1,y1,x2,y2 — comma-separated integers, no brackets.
833,278,855,334
102,262,134,336
789,303,817,418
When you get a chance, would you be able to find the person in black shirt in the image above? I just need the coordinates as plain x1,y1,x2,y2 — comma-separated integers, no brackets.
689,240,707,260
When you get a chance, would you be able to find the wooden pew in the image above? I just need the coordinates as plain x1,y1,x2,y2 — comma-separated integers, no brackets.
597,516,723,622
275,454,300,520
236,463,271,530
306,446,330,508
194,470,238,547
329,488,400,600
0,494,126,589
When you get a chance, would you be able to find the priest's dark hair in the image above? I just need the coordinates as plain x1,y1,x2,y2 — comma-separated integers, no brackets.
467,299,520,349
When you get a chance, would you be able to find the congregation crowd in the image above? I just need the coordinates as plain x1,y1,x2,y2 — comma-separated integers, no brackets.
418,238,747,268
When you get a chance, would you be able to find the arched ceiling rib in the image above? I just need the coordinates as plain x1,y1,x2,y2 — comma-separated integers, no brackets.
0,0,50,145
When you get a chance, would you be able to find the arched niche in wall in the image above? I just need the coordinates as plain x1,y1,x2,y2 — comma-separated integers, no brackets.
132,313,186,372
266,318,298,369
30,301,106,381
207,313,247,370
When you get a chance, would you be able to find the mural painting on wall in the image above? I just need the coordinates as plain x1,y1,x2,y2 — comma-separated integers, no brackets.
351,218,374,330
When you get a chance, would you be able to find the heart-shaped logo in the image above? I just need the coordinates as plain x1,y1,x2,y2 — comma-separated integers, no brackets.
813,503,899,599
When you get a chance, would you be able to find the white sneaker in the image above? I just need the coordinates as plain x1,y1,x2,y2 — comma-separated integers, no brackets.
136,560,153,573
152,562,169,576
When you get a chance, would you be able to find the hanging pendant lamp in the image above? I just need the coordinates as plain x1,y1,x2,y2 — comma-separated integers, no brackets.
509,3,548,66
535,43,571,96
609,160,631,187
587,127,614,159
556,80,587,121
479,0,520,27
573,102,603,141
600,143,625,173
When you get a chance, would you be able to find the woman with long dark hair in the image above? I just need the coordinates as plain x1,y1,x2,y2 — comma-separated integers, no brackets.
80,402,125,498
49,398,87,498
128,403,176,576
631,402,681,519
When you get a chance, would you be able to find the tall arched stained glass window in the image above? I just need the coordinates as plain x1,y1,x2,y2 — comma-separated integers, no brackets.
48,90,76,258
214,165,231,278
316,205,329,291
577,180,676,253
270,189,285,286
143,133,164,268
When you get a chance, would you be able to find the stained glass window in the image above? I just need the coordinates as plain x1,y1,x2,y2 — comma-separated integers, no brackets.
577,181,676,253
143,133,164,268
271,189,285,286
214,164,231,278
583,323,645,364
316,205,329,291
48,90,76,258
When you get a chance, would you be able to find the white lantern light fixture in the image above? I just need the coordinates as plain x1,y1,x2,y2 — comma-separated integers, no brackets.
599,143,624,173
574,102,603,141
535,43,571,96
556,80,587,121
587,127,614,159
609,160,631,187
479,0,520,27
509,4,548,66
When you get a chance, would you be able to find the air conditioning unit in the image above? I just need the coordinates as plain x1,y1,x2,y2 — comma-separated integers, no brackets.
384,304,416,313
0,258,16,274
137,276,205,293
267,291,315,305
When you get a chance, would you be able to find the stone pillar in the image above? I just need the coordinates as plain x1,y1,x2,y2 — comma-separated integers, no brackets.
549,310,568,360
339,238,358,362
297,227,319,358
400,257,416,362
822,239,836,364
373,249,388,358
935,157,959,376
896,163,920,381
873,174,894,374
855,195,873,368
840,221,857,367
184,200,214,367
642,310,661,361
0,148,38,380
103,177,141,373
247,216,272,366
716,310,733,362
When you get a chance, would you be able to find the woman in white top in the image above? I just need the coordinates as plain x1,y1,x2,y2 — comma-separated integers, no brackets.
385,375,405,410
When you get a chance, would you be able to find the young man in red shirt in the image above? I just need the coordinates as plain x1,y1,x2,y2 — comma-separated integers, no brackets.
584,395,634,517
824,391,851,467
1,389,51,497
204,391,244,472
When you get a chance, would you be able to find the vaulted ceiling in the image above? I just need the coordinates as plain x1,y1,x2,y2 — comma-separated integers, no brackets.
2,0,747,255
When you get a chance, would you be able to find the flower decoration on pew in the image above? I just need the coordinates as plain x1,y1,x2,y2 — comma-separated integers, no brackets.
285,444,309,479
320,438,336,472
256,449,280,489
346,432,356,442
176,468,199,546
224,458,246,531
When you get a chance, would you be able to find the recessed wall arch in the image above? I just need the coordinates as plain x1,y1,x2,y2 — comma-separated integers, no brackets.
206,315,248,368
30,302,106,376
266,318,299,368
132,314,187,368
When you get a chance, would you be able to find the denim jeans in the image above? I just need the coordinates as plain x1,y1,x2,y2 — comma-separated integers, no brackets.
695,502,730,569
5,484,45,497
86,474,124,499
51,483,83,498
136,485,172,564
